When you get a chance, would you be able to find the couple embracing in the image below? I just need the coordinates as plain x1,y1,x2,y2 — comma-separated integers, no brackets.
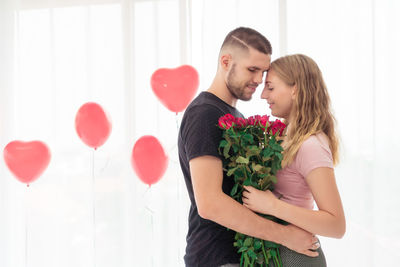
178,27,346,267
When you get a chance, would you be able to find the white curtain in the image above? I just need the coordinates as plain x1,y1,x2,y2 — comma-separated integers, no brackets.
1,0,399,266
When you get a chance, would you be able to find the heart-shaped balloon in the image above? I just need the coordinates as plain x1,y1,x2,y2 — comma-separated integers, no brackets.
151,65,199,113
75,102,112,149
131,135,168,186
3,140,51,185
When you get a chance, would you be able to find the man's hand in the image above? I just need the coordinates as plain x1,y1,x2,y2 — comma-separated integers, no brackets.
282,224,320,257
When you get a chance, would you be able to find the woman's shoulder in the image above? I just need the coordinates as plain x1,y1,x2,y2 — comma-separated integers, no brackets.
302,132,329,147
294,132,334,177
299,132,331,155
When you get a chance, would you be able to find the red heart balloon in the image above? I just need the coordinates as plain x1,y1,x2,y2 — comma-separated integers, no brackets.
75,102,112,149
131,136,168,186
151,65,199,113
3,141,51,185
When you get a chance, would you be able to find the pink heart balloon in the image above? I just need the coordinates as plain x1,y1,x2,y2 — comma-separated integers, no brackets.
75,102,112,149
151,65,199,113
131,135,168,186
3,141,51,185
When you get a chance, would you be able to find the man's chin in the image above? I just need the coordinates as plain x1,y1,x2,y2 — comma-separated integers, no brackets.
240,95,252,101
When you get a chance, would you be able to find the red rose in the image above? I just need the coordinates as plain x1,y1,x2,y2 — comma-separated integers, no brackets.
268,120,286,136
247,116,256,126
259,115,270,128
218,114,236,129
235,117,247,128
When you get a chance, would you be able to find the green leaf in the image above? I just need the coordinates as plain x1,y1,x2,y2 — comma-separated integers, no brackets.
227,166,238,177
247,249,257,260
245,146,260,158
259,177,271,190
252,163,263,172
230,183,239,196
243,179,252,186
242,133,254,143
264,240,280,248
244,253,250,266
234,168,245,179
236,156,249,164
263,149,274,158
223,141,231,159
270,175,277,184
262,157,271,164
254,240,262,250
232,143,240,153
219,140,228,148
256,252,265,264
238,247,248,253
243,237,253,247
275,152,283,160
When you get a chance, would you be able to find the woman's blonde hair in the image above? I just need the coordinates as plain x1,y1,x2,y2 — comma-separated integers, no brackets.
270,54,339,167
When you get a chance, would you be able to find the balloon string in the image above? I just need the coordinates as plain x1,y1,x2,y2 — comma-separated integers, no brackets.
92,150,97,267
144,186,154,267
25,187,29,267
149,208,154,267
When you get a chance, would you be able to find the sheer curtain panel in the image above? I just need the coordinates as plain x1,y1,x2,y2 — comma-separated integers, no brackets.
1,1,399,267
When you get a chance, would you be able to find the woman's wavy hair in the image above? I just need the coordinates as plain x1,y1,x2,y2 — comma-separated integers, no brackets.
270,54,339,167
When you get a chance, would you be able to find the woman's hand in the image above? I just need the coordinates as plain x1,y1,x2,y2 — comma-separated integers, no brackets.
242,185,278,215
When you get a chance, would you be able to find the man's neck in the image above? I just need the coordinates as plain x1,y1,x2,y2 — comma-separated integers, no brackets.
207,76,237,107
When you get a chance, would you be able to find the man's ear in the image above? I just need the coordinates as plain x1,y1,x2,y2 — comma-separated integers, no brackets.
220,53,232,71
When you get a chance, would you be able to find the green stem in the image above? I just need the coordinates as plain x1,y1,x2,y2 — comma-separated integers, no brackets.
261,241,269,265
242,165,249,181
274,254,278,267
276,247,282,267
264,131,268,146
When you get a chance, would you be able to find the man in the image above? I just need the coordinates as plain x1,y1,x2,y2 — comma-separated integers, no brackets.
178,27,319,267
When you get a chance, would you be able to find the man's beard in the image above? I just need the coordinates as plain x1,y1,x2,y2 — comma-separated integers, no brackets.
226,64,252,101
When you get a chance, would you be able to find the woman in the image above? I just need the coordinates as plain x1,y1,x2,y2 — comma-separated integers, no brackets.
242,54,346,266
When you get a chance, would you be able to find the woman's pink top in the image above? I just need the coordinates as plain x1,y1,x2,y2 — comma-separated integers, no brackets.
273,133,334,210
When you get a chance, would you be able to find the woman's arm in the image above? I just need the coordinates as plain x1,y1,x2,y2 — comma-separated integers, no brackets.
242,167,346,238
190,155,319,256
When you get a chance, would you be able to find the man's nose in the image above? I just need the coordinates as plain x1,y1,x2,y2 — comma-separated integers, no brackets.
254,72,263,84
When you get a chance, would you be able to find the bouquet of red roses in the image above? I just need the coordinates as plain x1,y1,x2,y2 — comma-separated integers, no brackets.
218,114,286,267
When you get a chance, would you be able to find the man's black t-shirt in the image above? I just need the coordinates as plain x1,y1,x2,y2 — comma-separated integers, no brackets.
178,91,244,267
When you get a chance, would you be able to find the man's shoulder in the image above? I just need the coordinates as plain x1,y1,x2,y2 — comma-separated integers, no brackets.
185,92,228,118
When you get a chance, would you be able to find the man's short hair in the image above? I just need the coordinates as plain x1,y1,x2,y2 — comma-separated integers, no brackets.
220,27,272,55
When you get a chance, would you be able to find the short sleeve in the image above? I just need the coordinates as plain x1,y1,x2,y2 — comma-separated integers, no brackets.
295,134,334,178
182,104,224,161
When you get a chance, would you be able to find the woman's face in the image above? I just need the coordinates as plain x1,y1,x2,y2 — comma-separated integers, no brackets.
261,69,296,120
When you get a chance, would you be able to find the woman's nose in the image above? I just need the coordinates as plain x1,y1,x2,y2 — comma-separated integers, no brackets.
261,87,269,99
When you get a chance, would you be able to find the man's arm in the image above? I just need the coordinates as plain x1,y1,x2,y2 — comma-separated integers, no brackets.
190,155,319,257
